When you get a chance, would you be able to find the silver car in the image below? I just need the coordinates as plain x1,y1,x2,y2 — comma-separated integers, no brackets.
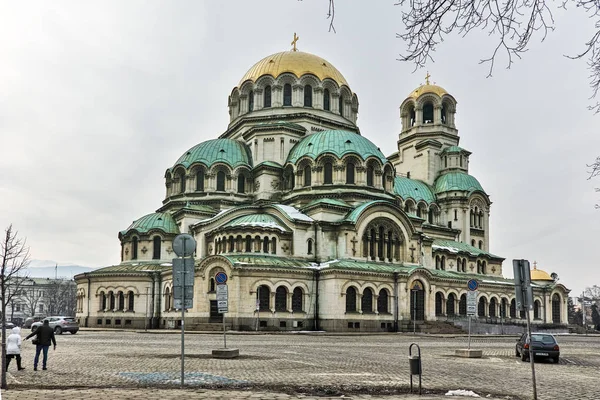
31,316,79,335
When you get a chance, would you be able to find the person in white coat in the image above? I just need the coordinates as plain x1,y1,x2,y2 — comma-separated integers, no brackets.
5,326,25,371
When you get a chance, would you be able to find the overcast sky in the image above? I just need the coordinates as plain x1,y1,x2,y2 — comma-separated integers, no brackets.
1,1,598,296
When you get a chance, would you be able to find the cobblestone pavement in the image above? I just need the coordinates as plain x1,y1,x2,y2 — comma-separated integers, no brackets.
3,330,599,399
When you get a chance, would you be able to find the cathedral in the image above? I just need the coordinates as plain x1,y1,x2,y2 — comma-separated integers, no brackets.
75,37,569,332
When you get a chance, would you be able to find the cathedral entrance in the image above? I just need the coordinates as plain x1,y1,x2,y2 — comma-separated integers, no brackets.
410,281,425,321
209,300,223,323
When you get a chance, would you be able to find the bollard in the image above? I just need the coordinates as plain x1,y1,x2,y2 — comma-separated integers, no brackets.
408,343,422,395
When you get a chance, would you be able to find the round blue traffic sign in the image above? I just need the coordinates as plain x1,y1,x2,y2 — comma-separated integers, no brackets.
215,272,228,285
467,279,479,291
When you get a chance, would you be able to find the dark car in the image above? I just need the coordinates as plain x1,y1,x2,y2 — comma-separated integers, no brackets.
23,316,44,329
515,332,560,363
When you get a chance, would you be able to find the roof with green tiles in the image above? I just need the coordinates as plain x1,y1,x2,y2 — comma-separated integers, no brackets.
393,177,436,203
222,214,290,232
86,262,172,276
286,130,388,164
120,212,179,236
432,239,502,259
303,198,352,209
224,254,315,269
341,200,393,223
254,160,283,169
322,260,411,274
434,172,485,194
441,146,469,154
171,138,252,170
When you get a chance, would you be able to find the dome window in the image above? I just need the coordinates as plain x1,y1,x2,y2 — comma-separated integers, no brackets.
303,165,312,187
346,162,355,184
152,236,161,260
339,95,344,117
324,162,333,184
441,104,448,124
304,85,312,107
423,102,434,124
323,89,330,111
216,171,226,192
179,171,186,193
248,90,254,112
132,237,138,260
264,85,272,108
283,84,292,106
196,170,204,191
237,175,245,194
366,166,374,187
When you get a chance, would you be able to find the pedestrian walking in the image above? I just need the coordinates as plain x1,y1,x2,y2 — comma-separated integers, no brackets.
5,326,25,371
25,320,56,371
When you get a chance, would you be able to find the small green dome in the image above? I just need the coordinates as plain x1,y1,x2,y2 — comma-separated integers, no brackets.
286,130,388,165
393,177,435,203
434,172,485,194
172,139,252,170
120,212,179,236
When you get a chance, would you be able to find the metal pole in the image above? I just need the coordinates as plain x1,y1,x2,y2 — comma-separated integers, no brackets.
223,313,227,348
526,309,538,400
413,290,416,335
181,239,186,387
467,316,471,350
255,286,260,331
145,287,149,332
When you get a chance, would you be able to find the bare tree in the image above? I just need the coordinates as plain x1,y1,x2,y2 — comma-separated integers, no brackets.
22,279,44,317
324,0,600,112
1,225,30,389
588,157,600,208
45,279,77,316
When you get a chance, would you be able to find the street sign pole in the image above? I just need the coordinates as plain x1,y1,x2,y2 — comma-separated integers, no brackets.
180,238,186,387
466,279,479,351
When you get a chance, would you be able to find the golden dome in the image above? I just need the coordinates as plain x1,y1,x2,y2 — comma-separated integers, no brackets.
530,262,554,281
239,51,349,87
408,84,448,99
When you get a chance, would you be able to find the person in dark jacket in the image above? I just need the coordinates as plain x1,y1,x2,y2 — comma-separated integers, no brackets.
25,320,56,371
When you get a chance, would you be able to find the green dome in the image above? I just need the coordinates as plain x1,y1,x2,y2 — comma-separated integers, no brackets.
393,177,435,203
434,172,485,194
286,130,388,165
120,212,179,236
172,139,252,170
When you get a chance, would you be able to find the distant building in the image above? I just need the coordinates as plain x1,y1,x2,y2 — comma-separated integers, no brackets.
75,41,570,332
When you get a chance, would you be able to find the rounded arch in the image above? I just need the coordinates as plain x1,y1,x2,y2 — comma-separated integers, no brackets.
298,74,320,88
255,75,276,89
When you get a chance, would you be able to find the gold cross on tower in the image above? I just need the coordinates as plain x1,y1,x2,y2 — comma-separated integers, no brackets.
291,32,299,51
425,71,431,85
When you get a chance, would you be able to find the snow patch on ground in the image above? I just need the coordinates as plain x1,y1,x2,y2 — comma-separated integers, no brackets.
445,389,481,397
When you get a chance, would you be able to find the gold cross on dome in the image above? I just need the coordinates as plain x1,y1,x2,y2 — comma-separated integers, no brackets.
533,260,538,269
291,32,299,51
425,71,431,85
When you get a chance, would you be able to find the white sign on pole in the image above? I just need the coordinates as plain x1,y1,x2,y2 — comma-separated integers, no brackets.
467,291,478,316
217,284,228,313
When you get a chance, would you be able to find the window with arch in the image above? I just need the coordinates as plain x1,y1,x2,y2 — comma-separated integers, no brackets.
264,85,271,108
489,298,497,317
323,88,330,110
377,289,388,313
552,294,561,323
117,291,124,310
209,278,215,292
447,293,456,316
245,235,251,252
444,156,448,168
478,297,486,317
283,84,292,106
292,287,303,312
284,167,295,190
339,95,344,117
257,285,270,311
248,90,254,112
179,171,186,193
362,288,374,313
196,170,204,191
271,237,277,254
164,288,171,311
275,286,287,312
345,286,357,312
481,261,487,274
152,236,161,260
478,240,483,249
423,102,434,123
262,237,269,253
307,238,313,255
109,291,115,310
303,165,311,186
471,239,476,247
441,104,447,124
127,290,134,311
459,294,467,315
346,162,355,184
534,300,540,319
500,298,508,318
366,166,374,187
428,209,434,224
361,217,402,262
216,171,226,192
100,292,106,310
510,299,516,318
324,162,333,184
237,175,245,194
132,237,138,260
304,85,312,107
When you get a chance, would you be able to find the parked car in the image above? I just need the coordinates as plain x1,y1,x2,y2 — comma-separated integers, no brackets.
1,321,15,329
23,316,45,329
31,316,79,335
515,332,560,363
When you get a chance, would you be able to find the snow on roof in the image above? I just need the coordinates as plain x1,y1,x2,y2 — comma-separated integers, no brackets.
274,204,314,222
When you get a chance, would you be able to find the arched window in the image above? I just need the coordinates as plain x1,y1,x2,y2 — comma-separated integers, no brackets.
459,294,467,315
196,170,204,191
435,292,444,316
284,167,295,190
534,300,540,319
283,83,292,106
471,239,476,247
118,291,125,311
501,298,508,318
482,261,487,274
307,239,313,255
257,285,270,311
441,104,447,124
447,293,456,316
263,237,269,253
152,236,161,260
248,90,254,112
216,171,226,192
210,278,215,292
303,165,311,186
264,85,271,108
109,291,115,310
164,288,171,311
237,175,245,194
100,292,106,310
292,287,303,312
552,294,561,323
346,162,355,184
323,89,330,110
132,237,138,260
377,289,388,313
271,237,277,254
362,288,373,313
441,256,445,270
478,297,486,317
324,162,333,184
245,235,252,252
478,240,483,249
304,85,312,107
179,171,186,193
275,286,287,312
423,102,434,123
339,95,344,117
345,287,357,312
510,299,516,318
366,166,374,187
428,209,434,224
127,291,134,311
489,298,497,317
